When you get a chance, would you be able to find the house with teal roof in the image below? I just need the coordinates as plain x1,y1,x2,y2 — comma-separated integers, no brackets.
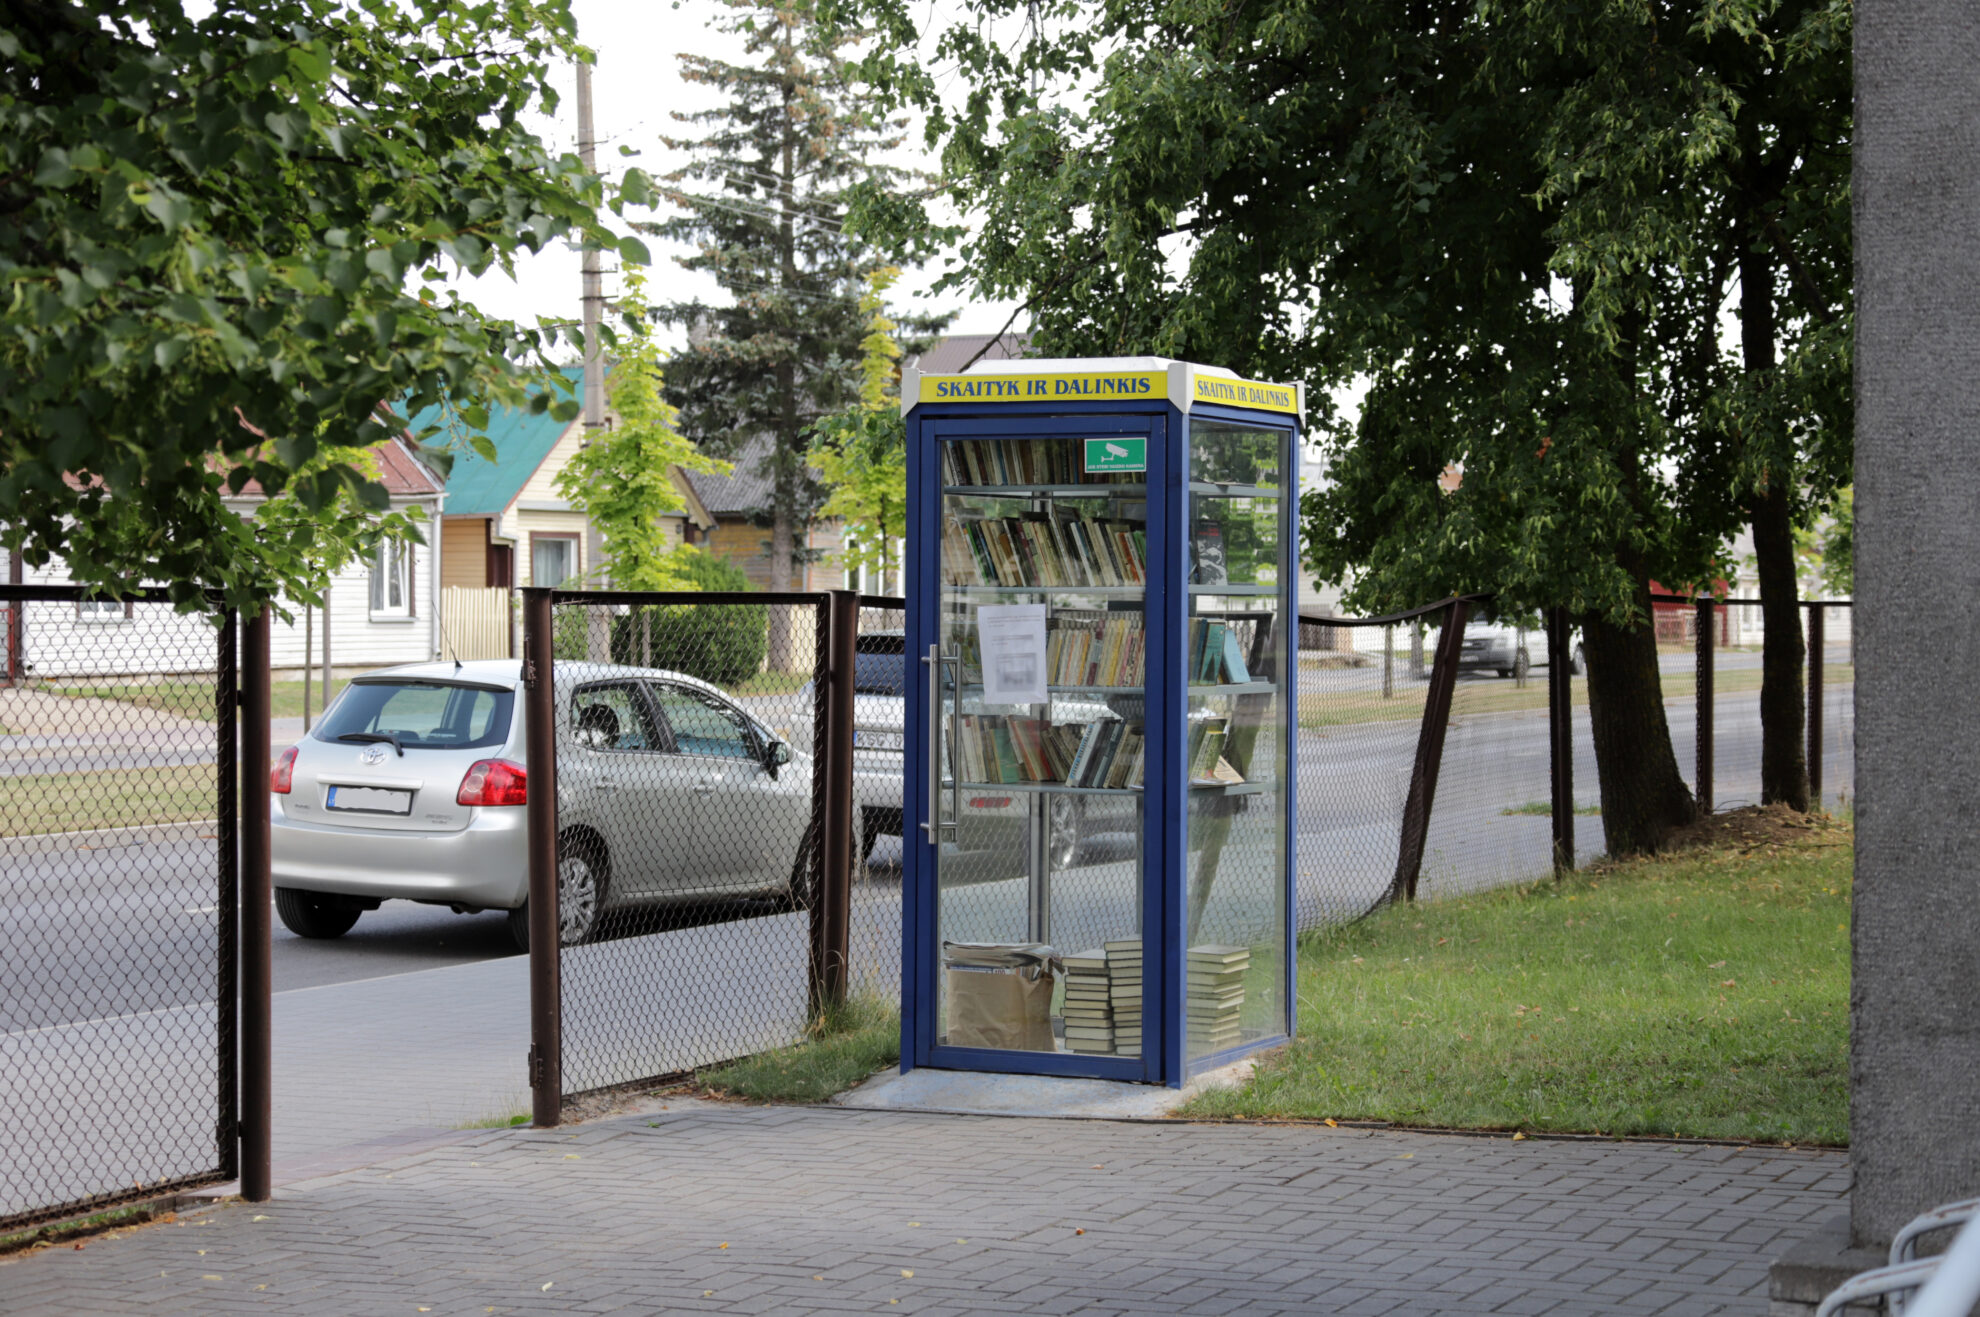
403,368,713,616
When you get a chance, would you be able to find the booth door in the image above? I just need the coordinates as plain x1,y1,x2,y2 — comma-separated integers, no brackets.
928,428,1154,1072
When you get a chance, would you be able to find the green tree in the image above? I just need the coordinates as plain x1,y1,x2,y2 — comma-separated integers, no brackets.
841,0,1850,852
646,0,923,662
555,268,730,590
810,265,945,593
1,0,654,613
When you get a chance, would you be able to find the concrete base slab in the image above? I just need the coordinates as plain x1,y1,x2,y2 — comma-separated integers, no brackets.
1768,1212,1887,1316
834,1056,1258,1119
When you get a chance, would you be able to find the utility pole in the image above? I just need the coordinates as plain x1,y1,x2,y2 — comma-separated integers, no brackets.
576,58,607,590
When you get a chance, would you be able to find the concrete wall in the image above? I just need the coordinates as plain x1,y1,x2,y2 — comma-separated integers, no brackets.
1850,0,1980,1248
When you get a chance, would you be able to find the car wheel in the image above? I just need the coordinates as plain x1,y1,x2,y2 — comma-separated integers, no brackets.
556,834,607,945
860,813,882,863
1513,649,1531,682
509,835,611,952
275,887,362,940
1495,668,1512,679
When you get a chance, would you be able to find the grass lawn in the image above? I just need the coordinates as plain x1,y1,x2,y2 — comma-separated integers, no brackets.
41,677,353,723
1184,810,1852,1144
0,764,220,834
698,995,900,1103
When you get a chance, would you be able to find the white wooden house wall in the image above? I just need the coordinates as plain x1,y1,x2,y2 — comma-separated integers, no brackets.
9,496,442,679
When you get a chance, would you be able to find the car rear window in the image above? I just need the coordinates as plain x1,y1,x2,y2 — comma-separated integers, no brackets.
314,680,514,751
853,647,905,695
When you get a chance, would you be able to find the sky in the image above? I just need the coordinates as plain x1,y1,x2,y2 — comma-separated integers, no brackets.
453,0,1023,346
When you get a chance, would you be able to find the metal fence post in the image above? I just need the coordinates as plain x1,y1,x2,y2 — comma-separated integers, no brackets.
240,606,272,1202
1382,625,1394,698
522,588,561,1126
1547,606,1574,875
1695,598,1714,815
1807,603,1825,804
1393,598,1470,903
214,602,241,1185
811,590,857,1017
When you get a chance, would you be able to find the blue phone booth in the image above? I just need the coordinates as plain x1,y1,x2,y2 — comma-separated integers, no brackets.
900,357,1303,1086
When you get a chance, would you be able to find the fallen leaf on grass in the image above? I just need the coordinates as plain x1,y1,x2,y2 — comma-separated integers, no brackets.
1512,1133,1527,1142
1721,979,1738,988
1709,960,1727,969
1323,1118,1338,1127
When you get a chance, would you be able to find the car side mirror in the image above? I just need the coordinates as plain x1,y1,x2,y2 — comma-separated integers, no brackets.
765,739,792,776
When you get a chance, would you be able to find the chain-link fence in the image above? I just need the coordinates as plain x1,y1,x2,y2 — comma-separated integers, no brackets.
1684,598,1855,816
1292,594,1855,935
0,586,238,1231
1292,608,1440,928
541,591,831,1099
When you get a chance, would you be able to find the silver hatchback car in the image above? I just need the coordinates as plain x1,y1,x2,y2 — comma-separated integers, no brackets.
270,659,813,950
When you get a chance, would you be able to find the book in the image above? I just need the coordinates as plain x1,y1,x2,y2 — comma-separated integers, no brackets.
1222,629,1252,684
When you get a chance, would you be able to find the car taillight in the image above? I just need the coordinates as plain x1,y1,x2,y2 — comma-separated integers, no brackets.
271,745,298,795
458,759,527,807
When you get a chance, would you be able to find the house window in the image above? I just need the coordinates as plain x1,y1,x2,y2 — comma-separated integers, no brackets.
370,538,412,617
531,534,578,588
77,598,131,624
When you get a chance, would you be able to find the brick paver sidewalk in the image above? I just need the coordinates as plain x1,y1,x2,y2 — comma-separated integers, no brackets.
1,1103,1846,1316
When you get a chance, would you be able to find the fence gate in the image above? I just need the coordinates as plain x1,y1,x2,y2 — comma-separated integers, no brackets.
521,588,841,1106
0,586,240,1231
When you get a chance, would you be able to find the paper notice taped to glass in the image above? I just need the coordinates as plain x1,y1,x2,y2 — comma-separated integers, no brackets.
976,603,1048,705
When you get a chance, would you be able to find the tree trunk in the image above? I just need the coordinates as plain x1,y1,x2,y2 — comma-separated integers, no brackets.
1752,479,1809,808
1740,240,1811,810
1580,573,1698,855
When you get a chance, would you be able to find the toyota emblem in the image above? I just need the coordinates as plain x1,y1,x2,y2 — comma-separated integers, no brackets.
358,746,388,766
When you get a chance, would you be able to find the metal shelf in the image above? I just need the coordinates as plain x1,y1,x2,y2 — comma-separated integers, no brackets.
943,584,1144,596
1187,482,1282,498
944,484,1148,498
1187,584,1279,596
1186,681,1276,696
952,780,1143,797
1187,779,1272,796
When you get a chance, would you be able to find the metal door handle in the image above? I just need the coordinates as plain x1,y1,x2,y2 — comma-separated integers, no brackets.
921,645,959,842
597,778,619,791
693,782,715,795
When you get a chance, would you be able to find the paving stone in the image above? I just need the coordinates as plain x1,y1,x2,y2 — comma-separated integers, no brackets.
0,1106,1847,1315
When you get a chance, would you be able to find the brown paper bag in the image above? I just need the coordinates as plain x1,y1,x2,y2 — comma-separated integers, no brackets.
943,943,1059,1051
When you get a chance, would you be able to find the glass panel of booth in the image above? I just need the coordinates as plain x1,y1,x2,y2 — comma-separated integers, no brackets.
1183,417,1290,1063
933,433,1149,1060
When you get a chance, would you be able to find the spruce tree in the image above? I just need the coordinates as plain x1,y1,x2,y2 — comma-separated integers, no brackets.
648,0,920,667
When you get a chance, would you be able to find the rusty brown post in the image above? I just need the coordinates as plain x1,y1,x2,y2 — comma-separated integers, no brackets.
522,588,561,1126
1807,603,1825,804
811,589,858,1017
1393,598,1470,903
240,605,272,1201
1547,606,1574,875
1695,598,1714,815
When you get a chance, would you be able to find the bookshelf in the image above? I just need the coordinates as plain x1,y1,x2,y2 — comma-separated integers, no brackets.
904,357,1301,1089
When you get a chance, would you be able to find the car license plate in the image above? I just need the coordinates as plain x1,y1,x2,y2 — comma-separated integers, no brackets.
326,785,413,815
854,729,904,751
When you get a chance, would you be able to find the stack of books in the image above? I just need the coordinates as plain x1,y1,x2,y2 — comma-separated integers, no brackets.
1186,945,1250,1053
1060,949,1115,1054
1106,939,1142,1056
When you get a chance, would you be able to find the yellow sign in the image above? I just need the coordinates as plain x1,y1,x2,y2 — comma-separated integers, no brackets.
1191,374,1299,414
918,371,1165,404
